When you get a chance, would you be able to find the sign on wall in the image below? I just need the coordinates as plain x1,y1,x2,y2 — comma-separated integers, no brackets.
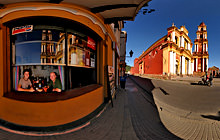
12,25,33,35
87,36,96,50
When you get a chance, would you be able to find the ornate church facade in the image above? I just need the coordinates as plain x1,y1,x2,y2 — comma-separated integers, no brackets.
130,22,209,76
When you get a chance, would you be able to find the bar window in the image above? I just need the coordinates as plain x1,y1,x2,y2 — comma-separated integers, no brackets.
67,31,97,89
11,25,65,92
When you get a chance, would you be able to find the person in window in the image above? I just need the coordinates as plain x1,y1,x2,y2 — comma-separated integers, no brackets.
48,72,62,92
17,69,35,92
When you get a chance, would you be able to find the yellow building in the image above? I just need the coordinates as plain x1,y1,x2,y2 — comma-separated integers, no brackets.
0,0,150,132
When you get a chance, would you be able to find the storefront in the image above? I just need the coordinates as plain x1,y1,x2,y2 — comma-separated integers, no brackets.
0,3,118,129
0,0,151,132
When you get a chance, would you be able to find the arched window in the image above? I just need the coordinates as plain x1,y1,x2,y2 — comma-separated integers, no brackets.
10,18,98,93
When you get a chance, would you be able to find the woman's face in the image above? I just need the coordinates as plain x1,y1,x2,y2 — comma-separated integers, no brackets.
24,71,29,80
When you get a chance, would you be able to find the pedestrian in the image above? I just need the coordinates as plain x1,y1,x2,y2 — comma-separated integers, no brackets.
209,73,213,87
120,74,127,89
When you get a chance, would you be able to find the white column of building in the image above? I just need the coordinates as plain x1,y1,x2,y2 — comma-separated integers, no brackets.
196,58,198,72
173,52,176,74
182,56,185,74
181,36,184,47
189,59,191,74
187,43,190,50
52,45,54,52
50,44,51,53
172,31,175,42
170,51,173,74
63,39,65,63
202,58,204,72
205,44,207,52
207,59,209,71
191,61,194,74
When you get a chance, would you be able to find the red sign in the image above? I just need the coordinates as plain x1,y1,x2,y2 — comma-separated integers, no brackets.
12,25,33,35
87,36,96,50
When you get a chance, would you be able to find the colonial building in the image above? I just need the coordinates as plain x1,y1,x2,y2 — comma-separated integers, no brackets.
208,66,219,77
193,22,209,76
132,23,194,76
0,0,151,132
131,22,209,77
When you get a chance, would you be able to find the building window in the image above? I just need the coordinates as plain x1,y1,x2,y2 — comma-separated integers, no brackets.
11,24,97,93
67,31,97,89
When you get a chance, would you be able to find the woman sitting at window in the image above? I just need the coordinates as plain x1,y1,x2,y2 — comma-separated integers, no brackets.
17,69,35,92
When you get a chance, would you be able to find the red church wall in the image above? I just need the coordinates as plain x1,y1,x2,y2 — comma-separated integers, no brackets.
143,47,163,74
133,58,139,74
130,67,134,74
133,36,166,75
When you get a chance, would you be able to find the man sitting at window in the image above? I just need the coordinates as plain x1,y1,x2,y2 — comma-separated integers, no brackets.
48,72,62,92
17,69,35,92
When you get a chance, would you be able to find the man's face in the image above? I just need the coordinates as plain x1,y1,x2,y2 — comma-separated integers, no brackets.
50,72,56,82
24,71,29,80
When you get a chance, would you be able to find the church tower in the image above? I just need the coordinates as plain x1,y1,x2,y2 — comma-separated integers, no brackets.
193,22,209,75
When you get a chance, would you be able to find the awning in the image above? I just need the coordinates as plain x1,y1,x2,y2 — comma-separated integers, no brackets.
0,0,151,23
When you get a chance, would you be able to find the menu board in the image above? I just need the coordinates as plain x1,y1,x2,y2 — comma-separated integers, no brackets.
108,66,115,96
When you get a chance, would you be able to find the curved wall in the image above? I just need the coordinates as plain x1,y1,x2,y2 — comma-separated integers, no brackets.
0,2,113,127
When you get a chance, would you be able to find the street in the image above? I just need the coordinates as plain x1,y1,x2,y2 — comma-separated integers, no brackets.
1,75,220,139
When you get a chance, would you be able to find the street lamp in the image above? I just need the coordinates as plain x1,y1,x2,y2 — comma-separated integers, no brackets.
129,50,133,57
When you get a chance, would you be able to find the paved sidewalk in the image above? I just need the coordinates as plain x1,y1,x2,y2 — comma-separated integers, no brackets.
132,75,220,140
0,77,180,140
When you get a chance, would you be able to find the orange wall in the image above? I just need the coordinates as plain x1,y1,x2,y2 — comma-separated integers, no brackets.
0,3,106,40
0,2,116,127
0,26,3,95
0,87,103,126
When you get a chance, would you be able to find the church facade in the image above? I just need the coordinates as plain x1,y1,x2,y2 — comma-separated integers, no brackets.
131,22,209,76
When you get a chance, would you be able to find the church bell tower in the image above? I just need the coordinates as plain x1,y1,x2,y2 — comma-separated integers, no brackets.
193,22,209,75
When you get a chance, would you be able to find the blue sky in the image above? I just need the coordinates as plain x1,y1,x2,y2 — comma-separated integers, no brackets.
124,0,220,68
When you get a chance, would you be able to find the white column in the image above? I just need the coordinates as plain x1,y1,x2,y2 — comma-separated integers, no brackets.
170,51,173,74
63,39,65,63
181,36,184,47
202,58,204,72
196,58,198,72
206,44,208,52
52,45,54,52
182,56,185,74
172,31,175,42
191,62,194,74
189,60,191,74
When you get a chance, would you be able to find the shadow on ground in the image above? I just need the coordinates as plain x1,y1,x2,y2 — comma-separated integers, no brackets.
129,75,170,96
128,75,180,139
190,82,209,86
201,111,220,121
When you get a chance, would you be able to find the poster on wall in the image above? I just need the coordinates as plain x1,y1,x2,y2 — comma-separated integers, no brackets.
12,25,33,35
108,66,115,96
